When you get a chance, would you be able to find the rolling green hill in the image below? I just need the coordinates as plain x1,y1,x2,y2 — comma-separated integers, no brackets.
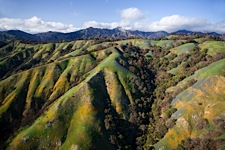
0,36,225,149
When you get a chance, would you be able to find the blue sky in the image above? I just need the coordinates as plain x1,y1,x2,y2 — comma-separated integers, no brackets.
0,0,225,33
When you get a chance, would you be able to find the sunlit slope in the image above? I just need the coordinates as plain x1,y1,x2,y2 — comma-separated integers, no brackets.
0,40,98,79
140,38,225,149
154,61,225,148
170,43,196,55
154,75,225,149
8,72,113,150
8,63,136,149
0,40,140,149
168,58,225,93
199,40,225,56
0,54,97,147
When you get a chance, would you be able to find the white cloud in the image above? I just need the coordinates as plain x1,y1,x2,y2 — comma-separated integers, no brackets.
83,7,145,30
83,14,225,34
148,15,209,32
202,20,225,34
0,16,78,33
83,21,119,29
120,7,144,21
147,15,225,33
1,14,225,34
83,20,132,30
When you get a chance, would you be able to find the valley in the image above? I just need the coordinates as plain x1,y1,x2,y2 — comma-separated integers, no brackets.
0,33,225,149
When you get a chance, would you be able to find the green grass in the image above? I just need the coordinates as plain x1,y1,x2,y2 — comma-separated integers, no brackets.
192,58,225,79
171,43,196,55
168,58,225,93
116,39,176,49
168,62,186,75
155,75,225,150
199,41,225,56
154,40,176,48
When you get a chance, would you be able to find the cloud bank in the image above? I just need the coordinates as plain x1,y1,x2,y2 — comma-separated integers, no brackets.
0,7,225,34
84,7,145,30
0,16,78,33
84,7,225,34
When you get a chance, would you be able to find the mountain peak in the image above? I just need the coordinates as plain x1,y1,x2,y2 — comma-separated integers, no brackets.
87,26,95,29
114,26,126,32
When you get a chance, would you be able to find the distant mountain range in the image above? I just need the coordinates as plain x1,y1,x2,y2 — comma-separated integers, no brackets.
0,27,223,42
171,30,222,36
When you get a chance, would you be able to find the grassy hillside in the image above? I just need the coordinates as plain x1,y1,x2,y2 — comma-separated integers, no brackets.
0,37,225,149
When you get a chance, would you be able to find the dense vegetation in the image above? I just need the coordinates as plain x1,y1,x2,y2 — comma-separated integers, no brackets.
0,34,225,149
